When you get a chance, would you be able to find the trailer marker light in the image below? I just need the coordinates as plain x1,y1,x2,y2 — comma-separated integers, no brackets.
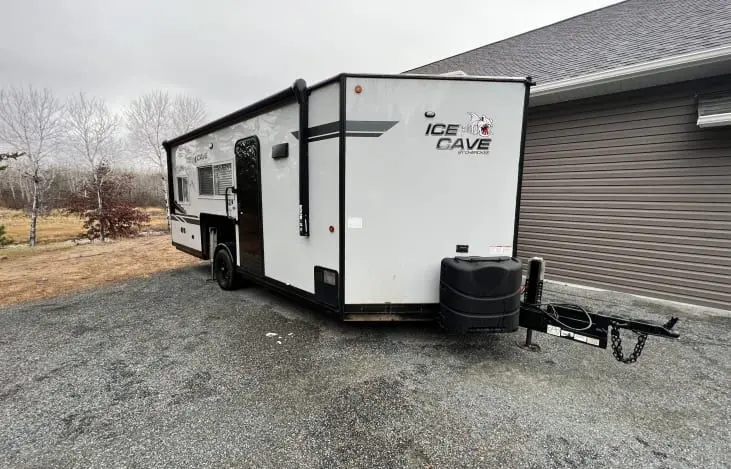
329,225,335,233
354,85,363,94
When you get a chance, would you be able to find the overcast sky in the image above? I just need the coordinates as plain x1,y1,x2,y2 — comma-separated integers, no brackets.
1,0,623,121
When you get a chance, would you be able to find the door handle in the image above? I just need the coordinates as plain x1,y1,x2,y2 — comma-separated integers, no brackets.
224,186,236,220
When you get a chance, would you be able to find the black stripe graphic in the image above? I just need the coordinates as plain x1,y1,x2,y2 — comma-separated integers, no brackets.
293,120,397,141
292,121,339,140
346,121,398,133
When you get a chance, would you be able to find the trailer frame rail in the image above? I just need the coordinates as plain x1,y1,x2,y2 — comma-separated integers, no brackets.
517,257,680,363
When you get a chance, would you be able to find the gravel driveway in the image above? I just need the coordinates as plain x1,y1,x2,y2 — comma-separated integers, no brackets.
1,264,728,468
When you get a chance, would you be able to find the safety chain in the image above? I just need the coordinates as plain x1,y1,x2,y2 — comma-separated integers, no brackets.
610,323,648,363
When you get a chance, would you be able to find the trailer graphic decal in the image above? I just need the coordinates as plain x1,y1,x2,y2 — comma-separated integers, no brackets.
292,120,398,142
170,215,200,225
464,112,494,137
425,112,493,155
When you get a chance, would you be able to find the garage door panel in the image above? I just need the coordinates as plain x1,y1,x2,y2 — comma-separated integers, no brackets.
537,269,730,310
519,77,731,310
519,233,730,258
517,257,731,304
517,243,731,276
521,212,729,231
520,200,729,213
520,218,729,240
521,205,731,222
523,181,731,192
518,238,731,267
520,221,728,248
521,192,727,203
522,175,729,186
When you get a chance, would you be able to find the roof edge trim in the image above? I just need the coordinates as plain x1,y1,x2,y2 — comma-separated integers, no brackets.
530,44,731,106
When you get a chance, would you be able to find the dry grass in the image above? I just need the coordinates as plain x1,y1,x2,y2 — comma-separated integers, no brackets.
0,235,203,308
0,207,169,245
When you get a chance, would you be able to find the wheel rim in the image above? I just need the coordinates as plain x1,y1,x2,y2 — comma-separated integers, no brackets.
217,254,231,285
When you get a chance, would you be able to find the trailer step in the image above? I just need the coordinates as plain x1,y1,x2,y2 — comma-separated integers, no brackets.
343,313,435,322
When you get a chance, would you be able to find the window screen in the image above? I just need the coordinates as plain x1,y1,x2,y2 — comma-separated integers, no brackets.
177,177,189,202
214,163,233,195
198,166,214,195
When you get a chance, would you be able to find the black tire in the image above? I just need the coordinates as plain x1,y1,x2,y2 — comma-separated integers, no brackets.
213,248,237,290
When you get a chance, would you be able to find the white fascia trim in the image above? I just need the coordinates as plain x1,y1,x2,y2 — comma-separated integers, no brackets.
697,111,731,128
531,44,731,103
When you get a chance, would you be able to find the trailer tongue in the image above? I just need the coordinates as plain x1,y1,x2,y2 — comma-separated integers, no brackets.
163,72,679,364
437,254,678,363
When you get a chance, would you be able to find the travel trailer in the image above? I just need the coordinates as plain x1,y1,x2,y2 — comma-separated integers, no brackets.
163,72,679,363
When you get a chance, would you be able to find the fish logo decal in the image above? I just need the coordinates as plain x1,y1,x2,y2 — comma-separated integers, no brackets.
463,112,493,137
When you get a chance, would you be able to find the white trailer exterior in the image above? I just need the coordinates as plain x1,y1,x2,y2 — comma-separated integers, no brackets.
163,73,533,323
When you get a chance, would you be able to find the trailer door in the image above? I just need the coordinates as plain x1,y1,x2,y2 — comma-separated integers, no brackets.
234,136,264,276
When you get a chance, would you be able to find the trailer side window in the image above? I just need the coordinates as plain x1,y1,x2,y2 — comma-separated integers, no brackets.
214,163,233,195
197,163,232,196
198,166,214,195
177,177,189,203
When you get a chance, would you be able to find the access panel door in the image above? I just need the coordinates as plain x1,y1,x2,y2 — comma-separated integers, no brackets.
234,136,264,276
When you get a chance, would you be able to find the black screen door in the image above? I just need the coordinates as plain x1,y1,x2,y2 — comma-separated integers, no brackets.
234,136,264,276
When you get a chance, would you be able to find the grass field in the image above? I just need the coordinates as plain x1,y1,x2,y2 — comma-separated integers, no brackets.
0,206,202,307
0,207,169,245
0,235,202,307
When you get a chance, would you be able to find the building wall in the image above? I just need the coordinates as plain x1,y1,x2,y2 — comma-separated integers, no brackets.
518,75,731,310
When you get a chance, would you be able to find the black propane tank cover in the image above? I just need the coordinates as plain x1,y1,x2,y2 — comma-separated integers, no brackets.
438,256,523,334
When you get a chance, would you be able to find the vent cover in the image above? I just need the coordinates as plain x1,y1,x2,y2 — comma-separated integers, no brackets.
697,91,731,128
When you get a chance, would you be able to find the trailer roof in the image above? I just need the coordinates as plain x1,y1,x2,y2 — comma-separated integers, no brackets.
162,73,533,149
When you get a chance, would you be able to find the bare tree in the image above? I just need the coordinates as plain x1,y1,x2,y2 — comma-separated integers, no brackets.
172,95,207,136
65,92,121,241
124,90,206,214
0,86,65,246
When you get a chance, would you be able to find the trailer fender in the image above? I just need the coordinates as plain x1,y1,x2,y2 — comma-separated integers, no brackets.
213,241,237,264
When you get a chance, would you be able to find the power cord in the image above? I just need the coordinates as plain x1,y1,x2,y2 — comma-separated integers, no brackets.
544,303,593,332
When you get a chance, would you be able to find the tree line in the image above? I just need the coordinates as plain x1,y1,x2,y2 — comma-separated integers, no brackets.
0,85,207,246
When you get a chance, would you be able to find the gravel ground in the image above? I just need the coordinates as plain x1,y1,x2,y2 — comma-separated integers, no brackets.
0,264,728,468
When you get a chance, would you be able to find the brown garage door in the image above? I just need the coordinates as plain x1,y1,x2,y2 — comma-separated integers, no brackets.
517,76,731,310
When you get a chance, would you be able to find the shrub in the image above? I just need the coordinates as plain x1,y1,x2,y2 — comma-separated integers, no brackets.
62,167,151,241
0,224,13,246
78,204,151,240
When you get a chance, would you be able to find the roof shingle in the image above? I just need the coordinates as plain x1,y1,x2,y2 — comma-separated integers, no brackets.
406,0,731,85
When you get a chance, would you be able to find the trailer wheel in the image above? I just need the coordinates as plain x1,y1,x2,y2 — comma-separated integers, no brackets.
213,247,238,290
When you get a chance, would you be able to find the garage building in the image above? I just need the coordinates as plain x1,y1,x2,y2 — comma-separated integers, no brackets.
406,0,731,310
